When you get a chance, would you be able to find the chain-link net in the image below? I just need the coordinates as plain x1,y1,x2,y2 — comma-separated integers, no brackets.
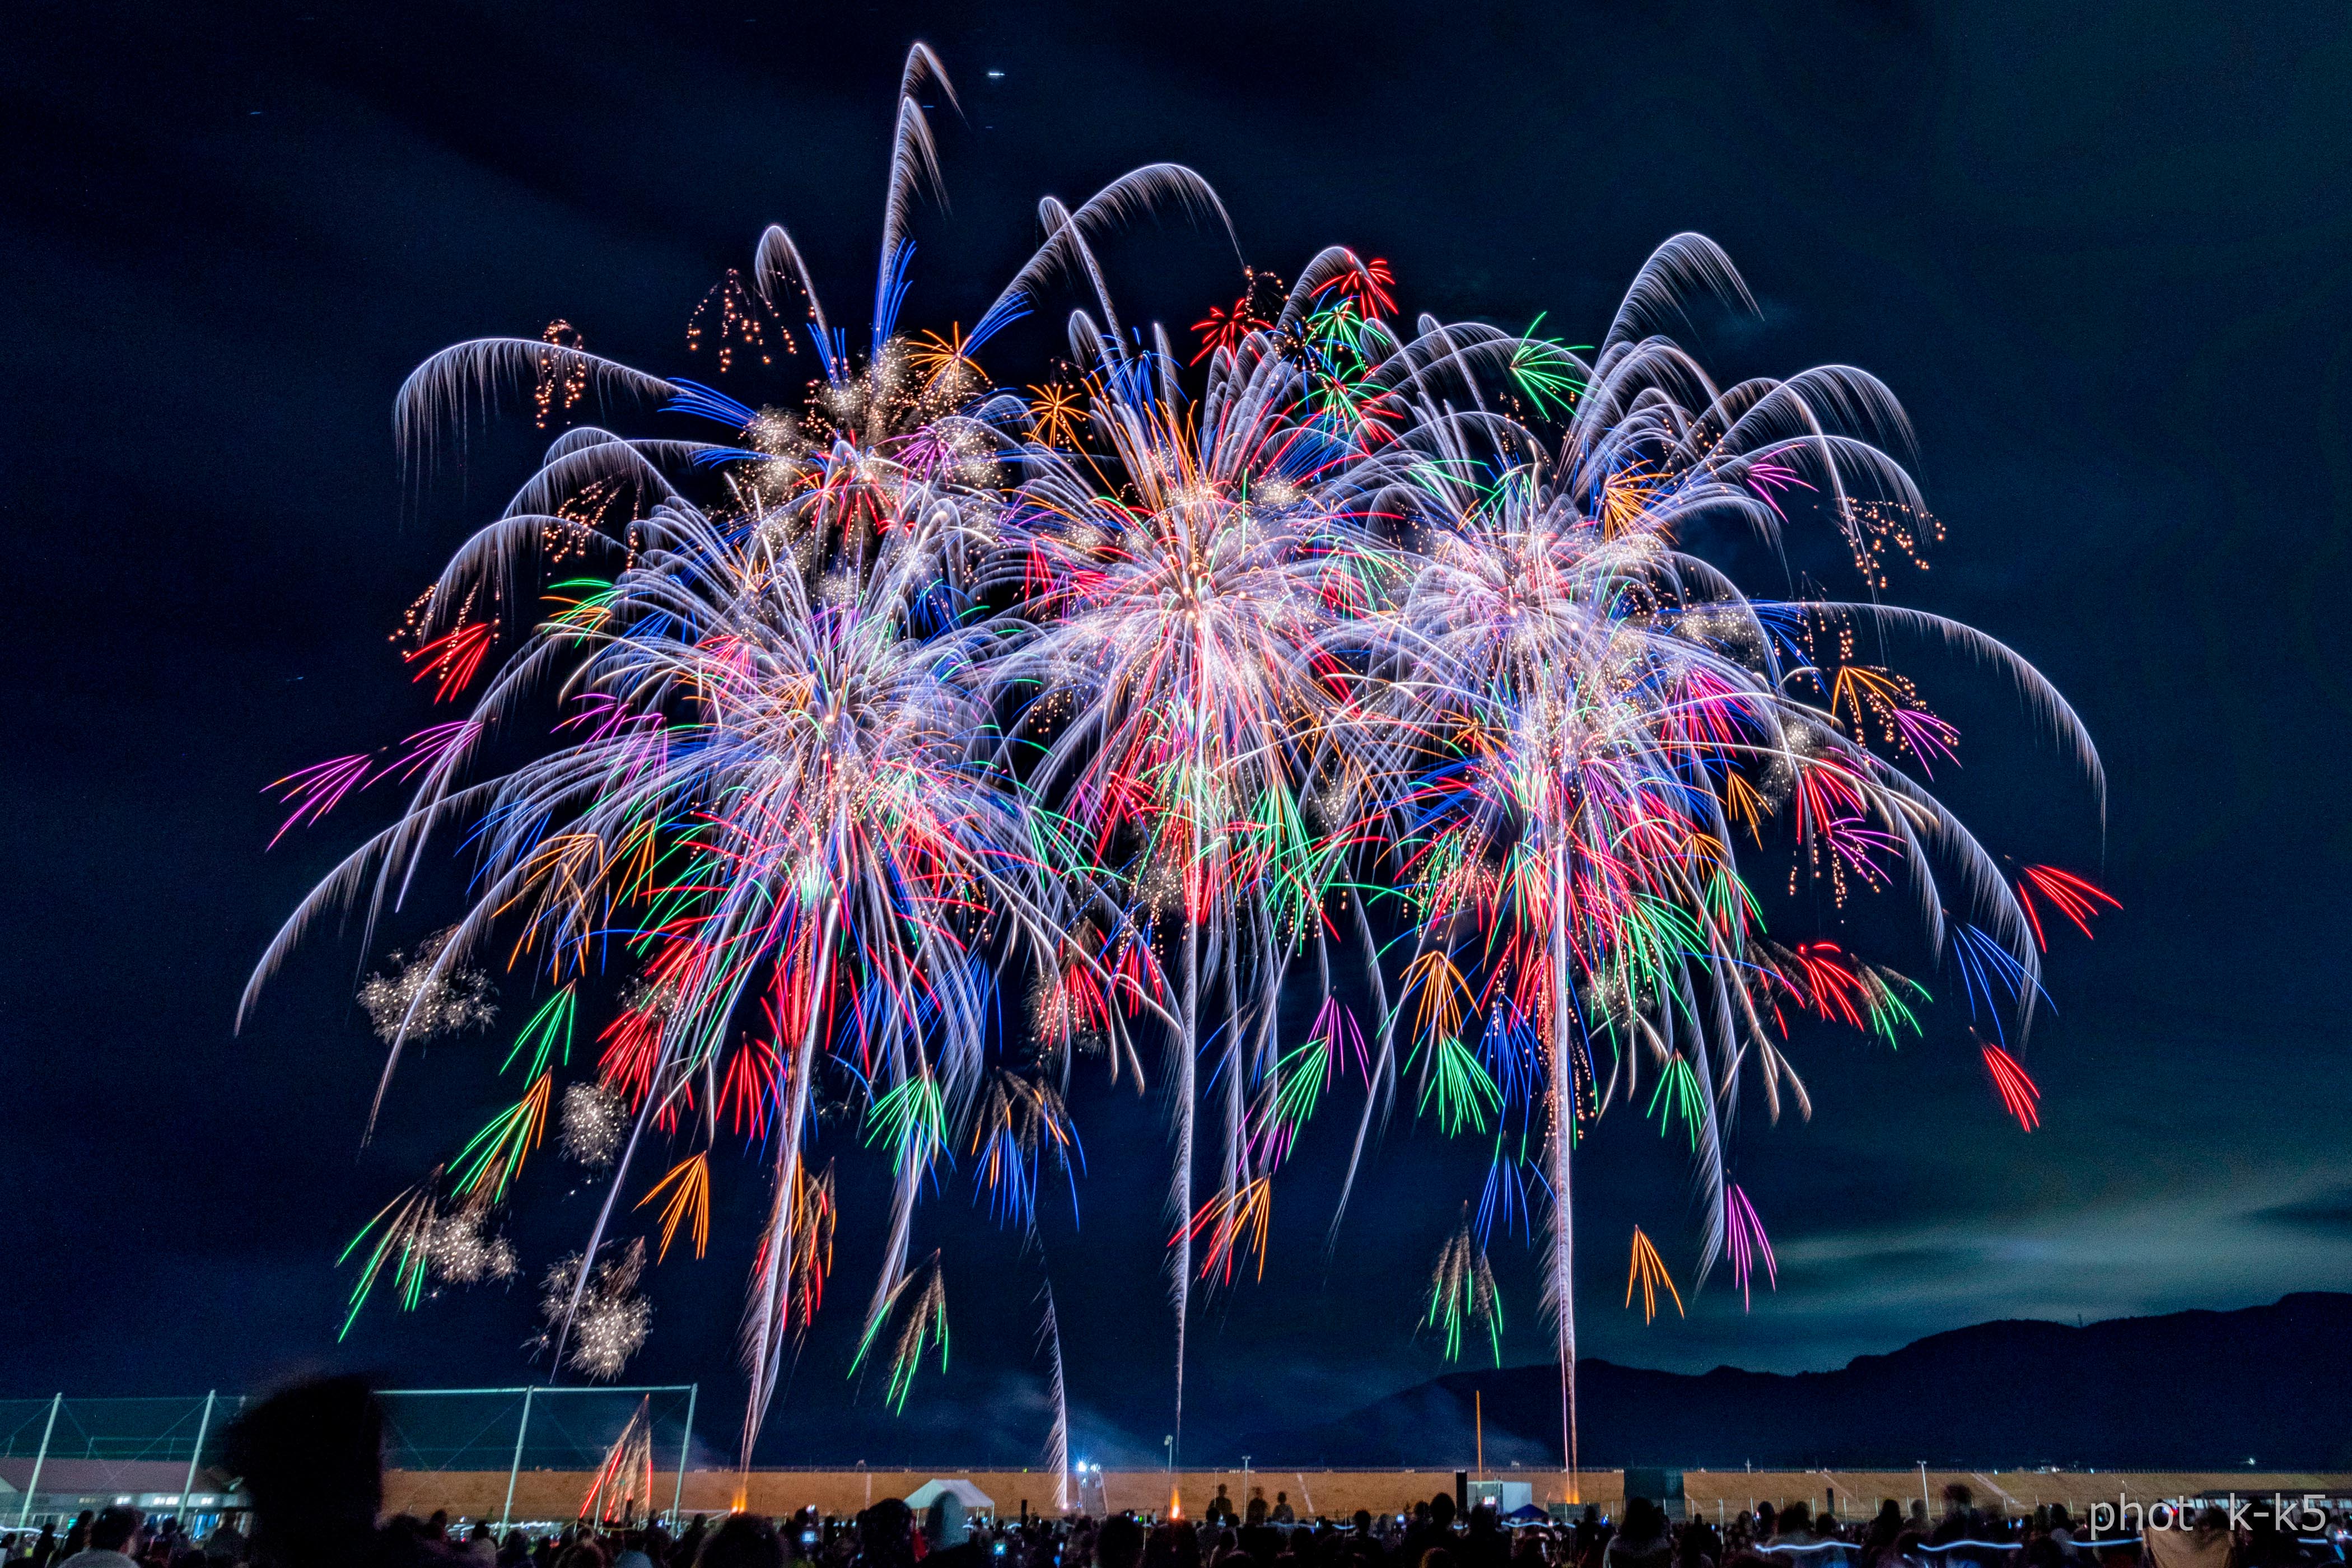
378,1387,696,1473
1,1394,244,1526
0,1387,696,1529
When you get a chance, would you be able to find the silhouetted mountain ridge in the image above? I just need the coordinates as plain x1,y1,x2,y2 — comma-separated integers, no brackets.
1241,1294,2352,1468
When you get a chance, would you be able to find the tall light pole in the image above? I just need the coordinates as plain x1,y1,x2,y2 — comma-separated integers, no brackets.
18,1395,59,1529
500,1388,535,1536
176,1393,217,1529
670,1385,696,1526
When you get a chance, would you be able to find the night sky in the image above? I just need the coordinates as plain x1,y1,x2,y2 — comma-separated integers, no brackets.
7,0,2351,1468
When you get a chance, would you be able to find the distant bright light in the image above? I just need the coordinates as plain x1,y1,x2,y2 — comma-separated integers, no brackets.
986,70,1004,78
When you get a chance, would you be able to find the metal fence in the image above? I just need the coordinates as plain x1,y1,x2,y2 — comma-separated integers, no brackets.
0,1385,697,1532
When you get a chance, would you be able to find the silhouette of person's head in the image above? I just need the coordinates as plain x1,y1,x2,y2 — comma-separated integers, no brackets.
927,1497,970,1551
90,1509,145,1556
860,1501,914,1568
702,1516,784,1568
220,1376,384,1568
1100,1515,1147,1568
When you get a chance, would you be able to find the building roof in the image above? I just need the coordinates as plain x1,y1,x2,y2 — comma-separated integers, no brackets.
0,1457,240,1507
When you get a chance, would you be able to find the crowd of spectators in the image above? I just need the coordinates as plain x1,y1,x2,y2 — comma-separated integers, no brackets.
5,1480,2345,1568
0,1387,2341,1568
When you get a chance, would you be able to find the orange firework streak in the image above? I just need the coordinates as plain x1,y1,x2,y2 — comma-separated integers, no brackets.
1625,1227,1685,1325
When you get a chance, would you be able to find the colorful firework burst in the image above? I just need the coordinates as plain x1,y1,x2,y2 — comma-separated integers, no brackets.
242,48,2117,1499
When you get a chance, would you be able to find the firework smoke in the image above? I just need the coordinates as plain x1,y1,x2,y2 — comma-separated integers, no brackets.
539,1239,652,1381
560,1081,628,1169
356,927,496,1043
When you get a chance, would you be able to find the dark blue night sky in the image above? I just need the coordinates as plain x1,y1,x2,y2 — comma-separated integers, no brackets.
5,0,2349,1468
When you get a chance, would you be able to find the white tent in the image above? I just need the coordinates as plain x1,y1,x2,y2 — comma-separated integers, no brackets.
903,1478,996,1514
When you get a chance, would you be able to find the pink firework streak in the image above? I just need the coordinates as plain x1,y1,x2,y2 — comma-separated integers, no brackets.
1725,1184,1777,1312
